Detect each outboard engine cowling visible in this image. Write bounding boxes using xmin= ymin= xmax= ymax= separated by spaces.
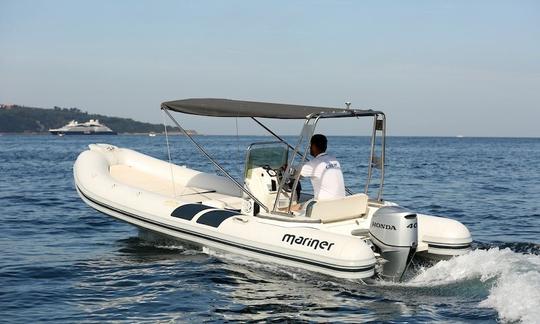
xmin=369 ymin=206 xmax=418 ymax=281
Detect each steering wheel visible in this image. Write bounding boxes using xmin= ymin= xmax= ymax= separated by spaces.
xmin=261 ymin=164 xmax=301 ymax=197
xmin=282 ymin=165 xmax=301 ymax=195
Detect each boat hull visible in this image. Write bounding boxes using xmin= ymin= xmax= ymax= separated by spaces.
xmin=74 ymin=143 xmax=472 ymax=280
xmin=76 ymin=185 xmax=375 ymax=278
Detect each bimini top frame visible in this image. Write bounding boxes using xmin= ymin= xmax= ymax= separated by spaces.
xmin=161 ymin=98 xmax=386 ymax=214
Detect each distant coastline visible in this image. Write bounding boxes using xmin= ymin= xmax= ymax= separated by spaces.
xmin=0 ymin=104 xmax=198 ymax=135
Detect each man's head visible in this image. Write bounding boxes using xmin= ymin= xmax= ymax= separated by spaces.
xmin=310 ymin=134 xmax=327 ymax=157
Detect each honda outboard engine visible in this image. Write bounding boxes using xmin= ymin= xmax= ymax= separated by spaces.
xmin=369 ymin=206 xmax=418 ymax=281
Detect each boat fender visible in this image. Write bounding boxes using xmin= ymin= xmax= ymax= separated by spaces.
xmin=369 ymin=206 xmax=418 ymax=281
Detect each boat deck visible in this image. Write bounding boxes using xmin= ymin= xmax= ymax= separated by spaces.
xmin=109 ymin=165 xmax=244 ymax=210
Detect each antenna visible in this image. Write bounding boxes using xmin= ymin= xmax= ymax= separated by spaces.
xmin=345 ymin=102 xmax=351 ymax=110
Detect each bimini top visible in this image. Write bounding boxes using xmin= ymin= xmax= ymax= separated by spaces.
xmin=161 ymin=98 xmax=381 ymax=119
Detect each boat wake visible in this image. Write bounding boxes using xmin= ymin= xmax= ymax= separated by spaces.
xmin=401 ymin=246 xmax=540 ymax=324
xmin=204 ymin=243 xmax=540 ymax=323
xmin=135 ymin=230 xmax=539 ymax=323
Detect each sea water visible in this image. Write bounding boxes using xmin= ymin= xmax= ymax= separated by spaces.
xmin=1 ymin=135 xmax=539 ymax=323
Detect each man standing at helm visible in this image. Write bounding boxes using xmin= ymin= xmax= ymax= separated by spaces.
xmin=300 ymin=134 xmax=346 ymax=201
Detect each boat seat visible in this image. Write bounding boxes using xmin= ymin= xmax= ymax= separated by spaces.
xmin=109 ymin=164 xmax=244 ymax=210
xmin=110 ymin=164 xmax=200 ymax=196
xmin=305 ymin=193 xmax=368 ymax=223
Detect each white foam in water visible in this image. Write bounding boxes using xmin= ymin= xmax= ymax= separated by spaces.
xmin=408 ymin=248 xmax=540 ymax=324
xmin=204 ymin=246 xmax=540 ymax=322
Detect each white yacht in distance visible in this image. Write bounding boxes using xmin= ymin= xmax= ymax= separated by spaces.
xmin=49 ymin=119 xmax=116 ymax=135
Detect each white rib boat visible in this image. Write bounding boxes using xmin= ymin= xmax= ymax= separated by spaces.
xmin=74 ymin=99 xmax=472 ymax=281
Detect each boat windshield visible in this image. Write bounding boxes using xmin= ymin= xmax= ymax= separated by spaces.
xmin=244 ymin=142 xmax=289 ymax=179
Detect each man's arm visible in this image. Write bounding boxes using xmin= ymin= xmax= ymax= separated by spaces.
xmin=299 ymin=161 xmax=314 ymax=178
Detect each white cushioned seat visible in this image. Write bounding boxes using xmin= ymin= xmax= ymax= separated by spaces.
xmin=306 ymin=193 xmax=369 ymax=223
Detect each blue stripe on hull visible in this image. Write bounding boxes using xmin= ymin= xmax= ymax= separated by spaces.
xmin=171 ymin=204 xmax=214 ymax=220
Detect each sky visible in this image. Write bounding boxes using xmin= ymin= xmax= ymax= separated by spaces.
xmin=1 ymin=0 xmax=539 ymax=136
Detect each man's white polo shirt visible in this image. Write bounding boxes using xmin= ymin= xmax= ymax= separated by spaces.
xmin=300 ymin=152 xmax=346 ymax=201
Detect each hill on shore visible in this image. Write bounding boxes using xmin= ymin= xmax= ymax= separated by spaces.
xmin=0 ymin=104 xmax=196 ymax=134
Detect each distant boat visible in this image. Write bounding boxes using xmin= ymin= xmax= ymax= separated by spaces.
xmin=456 ymin=135 xmax=464 ymax=138
xmin=49 ymin=119 xmax=117 ymax=135
xmin=148 ymin=132 xmax=157 ymax=137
